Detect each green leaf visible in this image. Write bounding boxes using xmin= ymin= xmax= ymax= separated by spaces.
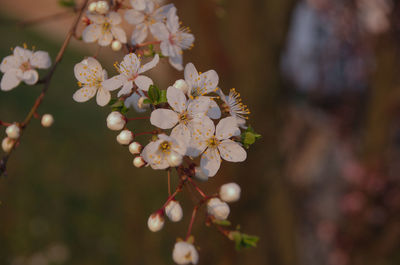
xmin=108 ymin=99 xmax=118 ymax=106
xmin=213 ymin=219 xmax=232 ymax=226
xmin=240 ymin=125 xmax=261 ymax=149
xmin=110 ymin=100 xmax=129 ymax=114
xmin=230 ymin=231 xmax=259 ymax=250
xmin=159 ymin=90 xmax=167 ymax=104
xmin=148 ymin=85 xmax=160 ymax=103
xmin=143 ymin=98 xmax=152 ymax=105
xmin=58 ymin=0 xmax=75 ymax=7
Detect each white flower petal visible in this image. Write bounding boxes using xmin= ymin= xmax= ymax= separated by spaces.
xmin=111 ymin=26 xmax=127 ymax=43
xmin=150 ymin=109 xmax=178 ymax=129
xmin=124 ymin=9 xmax=145 ymax=25
xmin=160 ymin=41 xmax=170 ymax=57
xmin=134 ymin=75 xmax=153 ymax=91
xmin=186 ymin=137 xmax=207 ymax=158
xmin=117 ymin=81 xmax=134 ymax=97
xmin=131 ymin=24 xmax=148 ymax=45
xmin=215 ymin=116 xmax=240 ymax=140
xmin=82 ymin=24 xmax=101 ymax=43
xmin=87 ymin=13 xmax=105 ymax=24
xmin=184 ymin=63 xmax=199 ymax=89
xmin=74 ymin=57 xmax=100 ymax=83
xmin=1 ymin=69 xmax=21 ymax=91
xmin=98 ymin=31 xmax=113 ymax=46
xmin=72 ymin=86 xmax=97 ymax=102
xmin=13 ymin=47 xmax=33 ymax=63
xmin=192 ymin=115 xmax=215 ymax=140
xmin=130 ymin=0 xmax=146 ymax=10
xmin=187 ymin=97 xmax=210 ymax=117
xmin=103 ymin=75 xmax=126 ymax=91
xmin=121 ymin=53 xmax=140 ymax=75
xmin=199 ymin=69 xmax=219 ymax=95
xmin=22 ymin=70 xmax=39 ymax=85
xmin=166 ymin=7 xmax=179 ymax=33
xmin=168 ymin=54 xmax=183 ymax=71
xmin=149 ymin=22 xmax=170 ymax=41
xmin=171 ymin=123 xmax=191 ymax=144
xmin=153 ymin=3 xmax=175 ymax=19
xmin=107 ymin=12 xmax=122 ymax=25
xmin=200 ymin=147 xmax=221 ymax=177
xmin=207 ymin=98 xmax=221 ymax=119
xmin=138 ymin=54 xmax=159 ymax=74
xmin=167 ymin=86 xmax=187 ymax=113
xmin=96 ymin=87 xmax=111 ymax=106
xmin=218 ymin=139 xmax=247 ymax=162
xmin=0 ymin=56 xmax=17 ymax=73
xmin=30 ymin=51 xmax=51 ymax=69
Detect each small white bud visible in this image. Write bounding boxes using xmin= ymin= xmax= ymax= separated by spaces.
xmin=207 ymin=198 xmax=230 ymax=221
xmin=173 ymin=79 xmax=189 ymax=95
xmin=117 ymin=129 xmax=134 ymax=145
xmin=219 ymin=183 xmax=241 ymax=203
xmin=138 ymin=96 xmax=150 ymax=110
xmin=172 ymin=241 xmax=199 ymax=265
xmin=5 ymin=123 xmax=20 ymax=139
xmin=106 ymin=111 xmax=126 ymax=131
xmin=111 ymin=40 xmax=122 ymax=51
xmin=133 ymin=156 xmax=146 ymax=168
xmin=88 ymin=2 xmax=97 ymax=13
xmin=2 ymin=137 xmax=14 ymax=153
xmin=165 ymin=200 xmax=183 ymax=222
xmin=129 ymin=142 xmax=142 ymax=155
xmin=167 ymin=152 xmax=183 ymax=167
xmin=194 ymin=167 xmax=208 ymax=182
xmin=41 ymin=114 xmax=54 ymax=128
xmin=147 ymin=212 xmax=165 ymax=232
xmin=95 ymin=1 xmax=109 ymax=14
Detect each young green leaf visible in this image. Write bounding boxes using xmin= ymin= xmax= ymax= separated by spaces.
xmin=213 ymin=219 xmax=232 ymax=226
xmin=240 ymin=125 xmax=261 ymax=149
xmin=148 ymin=85 xmax=160 ymax=103
xmin=159 ymin=90 xmax=167 ymax=104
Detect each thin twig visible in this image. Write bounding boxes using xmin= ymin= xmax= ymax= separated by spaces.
xmin=0 ymin=0 xmax=90 ymax=177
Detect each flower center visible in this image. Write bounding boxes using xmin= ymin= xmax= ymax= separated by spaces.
xmin=102 ymin=22 xmax=111 ymax=32
xmin=207 ymin=136 xmax=220 ymax=148
xmin=20 ymin=61 xmax=31 ymax=72
xmin=178 ymin=111 xmax=190 ymax=125
xmin=160 ymin=141 xmax=171 ymax=153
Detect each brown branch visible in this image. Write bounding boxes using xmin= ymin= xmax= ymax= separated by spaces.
xmin=0 ymin=0 xmax=90 ymax=177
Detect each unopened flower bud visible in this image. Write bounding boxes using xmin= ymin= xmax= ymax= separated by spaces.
xmin=111 ymin=40 xmax=122 ymax=51
xmin=172 ymin=241 xmax=199 ymax=265
xmin=117 ymin=129 xmax=134 ymax=145
xmin=219 ymin=183 xmax=241 ymax=203
xmin=106 ymin=111 xmax=126 ymax=131
xmin=207 ymin=198 xmax=230 ymax=221
xmin=194 ymin=167 xmax=208 ymax=182
xmin=129 ymin=142 xmax=142 ymax=155
xmin=133 ymin=156 xmax=146 ymax=168
xmin=88 ymin=2 xmax=97 ymax=13
xmin=165 ymin=200 xmax=183 ymax=222
xmin=5 ymin=123 xmax=20 ymax=139
xmin=167 ymin=152 xmax=183 ymax=167
xmin=173 ymin=79 xmax=189 ymax=95
xmin=95 ymin=1 xmax=109 ymax=14
xmin=138 ymin=96 xmax=150 ymax=110
xmin=41 ymin=114 xmax=54 ymax=128
xmin=2 ymin=137 xmax=14 ymax=153
xmin=147 ymin=212 xmax=164 ymax=232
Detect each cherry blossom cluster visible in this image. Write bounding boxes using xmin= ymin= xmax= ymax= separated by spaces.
xmin=0 ymin=0 xmax=259 ymax=263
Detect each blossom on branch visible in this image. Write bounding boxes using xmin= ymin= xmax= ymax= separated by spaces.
xmin=102 ymin=53 xmax=159 ymax=97
xmin=82 ymin=12 xmax=127 ymax=47
xmin=73 ymin=57 xmax=113 ymax=106
xmin=0 ymin=46 xmax=51 ymax=91
xmin=151 ymin=7 xmax=195 ymax=71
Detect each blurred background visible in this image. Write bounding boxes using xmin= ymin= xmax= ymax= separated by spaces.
xmin=1 ymin=0 xmax=400 ymax=264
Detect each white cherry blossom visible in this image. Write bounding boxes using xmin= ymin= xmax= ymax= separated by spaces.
xmin=187 ymin=116 xmax=246 ymax=177
xmin=150 ymin=86 xmax=212 ymax=143
xmin=82 ymin=12 xmax=127 ymax=46
xmin=218 ymin=88 xmax=250 ymax=127
xmin=150 ymin=7 xmax=194 ymax=71
xmin=184 ymin=63 xmax=221 ymax=119
xmin=73 ymin=57 xmax=113 ymax=106
xmin=124 ymin=2 xmax=174 ymax=45
xmin=124 ymin=90 xmax=148 ymax=113
xmin=102 ymin=53 xmax=159 ymax=97
xmin=141 ymin=134 xmax=187 ymax=169
xmin=0 ymin=46 xmax=51 ymax=91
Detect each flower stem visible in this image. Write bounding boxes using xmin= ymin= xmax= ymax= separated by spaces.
xmin=186 ymin=205 xmax=199 ymax=240
xmin=187 ymin=177 xmax=207 ymax=198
